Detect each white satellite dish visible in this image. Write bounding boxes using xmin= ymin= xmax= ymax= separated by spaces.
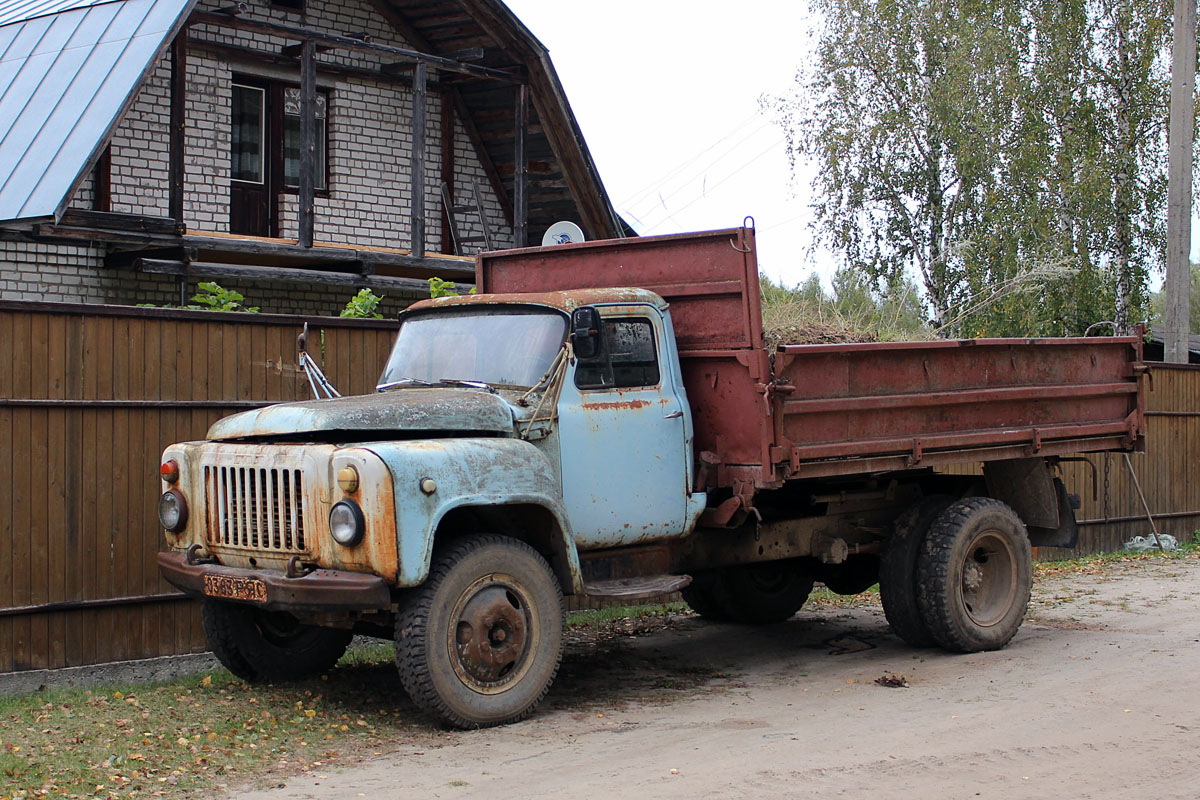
xmin=542 ymin=220 xmax=585 ymax=247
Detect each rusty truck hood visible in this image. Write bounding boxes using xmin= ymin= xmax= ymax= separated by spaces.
xmin=206 ymin=388 xmax=517 ymax=441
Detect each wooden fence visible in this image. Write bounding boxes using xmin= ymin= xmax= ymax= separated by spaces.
xmin=1 ymin=300 xmax=1197 ymax=672
xmin=1051 ymin=363 xmax=1200 ymax=556
xmin=0 ymin=302 xmax=398 ymax=672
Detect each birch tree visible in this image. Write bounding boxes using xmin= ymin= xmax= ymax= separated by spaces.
xmin=772 ymin=0 xmax=1172 ymax=336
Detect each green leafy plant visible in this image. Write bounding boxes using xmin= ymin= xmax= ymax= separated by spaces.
xmin=187 ymin=281 xmax=259 ymax=313
xmin=137 ymin=282 xmax=259 ymax=312
xmin=428 ymin=277 xmax=476 ymax=298
xmin=340 ymin=288 xmax=385 ymax=318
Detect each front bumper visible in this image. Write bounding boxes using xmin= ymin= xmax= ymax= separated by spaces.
xmin=158 ymin=552 xmax=392 ymax=613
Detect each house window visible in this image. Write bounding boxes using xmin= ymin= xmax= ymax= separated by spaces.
xmin=231 ymin=84 xmax=265 ymax=184
xmin=270 ymin=0 xmax=305 ymax=12
xmin=282 ymin=87 xmax=327 ymax=191
xmin=230 ymin=78 xmax=331 ymax=237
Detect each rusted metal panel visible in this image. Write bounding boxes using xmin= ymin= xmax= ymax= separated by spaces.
xmin=363 ymin=437 xmax=582 ymax=593
xmin=165 ymin=441 xmax=401 ymax=584
xmin=158 ymin=552 xmax=392 ymax=612
xmin=775 ymin=336 xmax=1143 ymax=481
xmin=475 ymin=227 xmax=763 ymax=352
xmin=206 ymin=386 xmax=516 ymax=441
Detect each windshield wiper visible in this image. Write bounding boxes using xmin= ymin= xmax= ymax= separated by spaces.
xmin=434 ymin=378 xmax=497 ymax=392
xmin=376 ymin=377 xmax=434 ymax=391
xmin=376 ymin=377 xmax=496 ymax=393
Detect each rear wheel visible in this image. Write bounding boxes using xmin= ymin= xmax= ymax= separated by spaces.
xmin=683 ymin=561 xmax=813 ymax=624
xmin=880 ymin=495 xmax=954 ymax=647
xmin=395 ymin=535 xmax=564 ymax=729
xmin=680 ymin=570 xmax=737 ymax=621
xmin=917 ymin=498 xmax=1032 ymax=652
xmin=201 ymin=600 xmax=352 ymax=682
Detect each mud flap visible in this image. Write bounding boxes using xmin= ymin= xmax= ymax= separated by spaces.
xmin=1025 ymin=478 xmax=1079 ymax=549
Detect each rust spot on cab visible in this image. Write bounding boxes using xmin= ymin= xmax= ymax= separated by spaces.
xmin=580 ymin=399 xmax=651 ymax=411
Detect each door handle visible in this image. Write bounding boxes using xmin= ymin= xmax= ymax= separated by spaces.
xmin=664 ymin=410 xmax=684 ymax=419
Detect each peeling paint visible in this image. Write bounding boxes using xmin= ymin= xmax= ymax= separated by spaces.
xmin=580 ymin=399 xmax=651 ymax=412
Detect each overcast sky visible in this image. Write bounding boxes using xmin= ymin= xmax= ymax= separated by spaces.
xmin=504 ymin=1 xmax=1196 ymax=292
xmin=503 ymin=0 xmax=831 ymax=289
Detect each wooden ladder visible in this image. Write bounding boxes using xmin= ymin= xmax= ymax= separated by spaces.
xmin=441 ymin=179 xmax=494 ymax=255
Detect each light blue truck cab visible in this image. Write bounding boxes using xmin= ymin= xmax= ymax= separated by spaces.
xmin=157 ymin=287 xmax=706 ymax=728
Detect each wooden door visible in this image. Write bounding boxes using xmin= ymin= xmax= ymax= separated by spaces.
xmin=230 ymin=83 xmax=271 ymax=236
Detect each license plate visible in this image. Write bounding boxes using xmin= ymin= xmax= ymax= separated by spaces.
xmin=203 ymin=574 xmax=268 ymax=603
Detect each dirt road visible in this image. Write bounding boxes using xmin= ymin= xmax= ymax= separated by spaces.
xmin=238 ymin=556 xmax=1200 ymax=800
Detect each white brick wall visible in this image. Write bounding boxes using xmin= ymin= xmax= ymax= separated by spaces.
xmin=0 ymin=239 xmax=422 ymax=315
xmin=88 ymin=0 xmax=513 ymax=253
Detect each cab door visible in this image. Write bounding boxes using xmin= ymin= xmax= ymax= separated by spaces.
xmin=556 ymin=305 xmax=691 ymax=549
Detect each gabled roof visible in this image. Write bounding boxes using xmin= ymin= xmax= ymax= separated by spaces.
xmin=0 ymin=0 xmax=628 ymax=241
xmin=0 ymin=0 xmax=196 ymax=222
xmin=382 ymin=0 xmax=631 ymax=240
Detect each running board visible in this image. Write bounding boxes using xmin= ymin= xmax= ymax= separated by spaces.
xmin=583 ymin=574 xmax=692 ymax=600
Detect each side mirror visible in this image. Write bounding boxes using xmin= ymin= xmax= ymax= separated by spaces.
xmin=571 ymin=307 xmax=602 ymax=359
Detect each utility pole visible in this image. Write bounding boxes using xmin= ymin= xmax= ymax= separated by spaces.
xmin=1165 ymin=0 xmax=1196 ymax=363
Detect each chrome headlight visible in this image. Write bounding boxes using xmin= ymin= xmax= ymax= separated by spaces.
xmin=158 ymin=489 xmax=188 ymax=533
xmin=329 ymin=499 xmax=365 ymax=546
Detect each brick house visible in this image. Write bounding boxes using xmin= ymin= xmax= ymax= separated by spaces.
xmin=0 ymin=0 xmax=628 ymax=315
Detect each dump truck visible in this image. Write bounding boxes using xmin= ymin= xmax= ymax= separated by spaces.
xmin=157 ymin=226 xmax=1145 ymax=728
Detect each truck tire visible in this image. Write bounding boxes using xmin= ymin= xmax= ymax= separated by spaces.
xmin=916 ymin=498 xmax=1032 ymax=653
xmin=680 ymin=571 xmax=737 ymax=621
xmin=880 ymin=495 xmax=954 ymax=647
xmin=683 ymin=561 xmax=813 ymax=624
xmin=201 ymin=600 xmax=352 ymax=682
xmin=395 ymin=534 xmax=564 ymax=729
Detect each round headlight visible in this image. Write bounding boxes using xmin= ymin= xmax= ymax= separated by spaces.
xmin=158 ymin=489 xmax=188 ymax=533
xmin=329 ymin=499 xmax=365 ymax=547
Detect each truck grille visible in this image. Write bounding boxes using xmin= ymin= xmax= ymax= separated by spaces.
xmin=204 ymin=466 xmax=307 ymax=553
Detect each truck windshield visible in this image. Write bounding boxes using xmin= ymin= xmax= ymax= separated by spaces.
xmin=378 ymin=308 xmax=568 ymax=389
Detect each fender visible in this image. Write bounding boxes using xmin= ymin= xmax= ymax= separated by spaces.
xmin=364 ymin=438 xmax=582 ymax=593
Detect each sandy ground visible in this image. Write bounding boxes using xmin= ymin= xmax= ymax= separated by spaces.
xmin=237 ymin=557 xmax=1200 ymax=800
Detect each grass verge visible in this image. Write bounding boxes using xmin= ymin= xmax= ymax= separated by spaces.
xmin=0 ymin=650 xmax=435 ymax=800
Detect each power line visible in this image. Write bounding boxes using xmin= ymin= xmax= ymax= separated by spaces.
xmin=622 ymin=119 xmax=776 ymax=218
xmin=618 ymin=111 xmax=772 ymax=208
xmin=637 ymin=135 xmax=786 ymax=234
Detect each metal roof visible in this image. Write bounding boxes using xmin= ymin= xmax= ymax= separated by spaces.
xmin=0 ymin=0 xmax=195 ymax=222
xmin=0 ymin=0 xmax=121 ymax=28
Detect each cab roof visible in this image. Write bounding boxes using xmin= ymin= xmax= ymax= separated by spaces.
xmin=405 ymin=288 xmax=669 ymax=316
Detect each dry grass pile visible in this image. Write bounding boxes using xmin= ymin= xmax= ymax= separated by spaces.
xmin=761 ymin=294 xmax=879 ymax=348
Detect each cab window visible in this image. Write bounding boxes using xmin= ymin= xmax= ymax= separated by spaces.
xmin=575 ymin=318 xmax=660 ymax=390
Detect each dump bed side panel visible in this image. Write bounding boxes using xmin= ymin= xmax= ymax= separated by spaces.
xmin=477 ymin=227 xmax=764 ymax=352
xmin=774 ymin=336 xmax=1144 ymax=479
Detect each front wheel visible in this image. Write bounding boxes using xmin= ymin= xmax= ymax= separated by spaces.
xmin=395 ymin=535 xmax=564 ymax=729
xmin=917 ymin=498 xmax=1032 ymax=652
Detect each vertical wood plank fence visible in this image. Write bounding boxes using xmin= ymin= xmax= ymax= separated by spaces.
xmin=1048 ymin=363 xmax=1200 ymax=557
xmin=0 ymin=302 xmax=398 ymax=673
xmin=1 ymin=301 xmax=1197 ymax=672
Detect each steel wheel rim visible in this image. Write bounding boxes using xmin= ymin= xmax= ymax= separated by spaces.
xmin=957 ymin=529 xmax=1018 ymax=627
xmin=447 ymin=573 xmax=538 ymax=695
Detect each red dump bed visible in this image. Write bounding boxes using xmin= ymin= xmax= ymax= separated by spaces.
xmin=477 ymin=228 xmax=1144 ymax=489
